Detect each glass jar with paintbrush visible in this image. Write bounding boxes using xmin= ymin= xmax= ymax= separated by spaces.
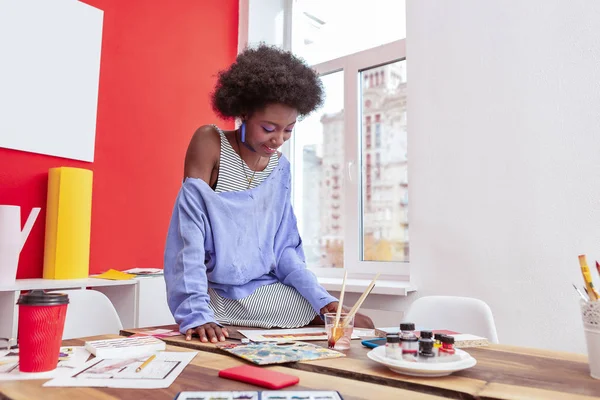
xmin=326 ymin=272 xmax=380 ymax=350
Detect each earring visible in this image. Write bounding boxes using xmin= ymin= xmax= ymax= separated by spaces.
xmin=241 ymin=122 xmax=246 ymax=143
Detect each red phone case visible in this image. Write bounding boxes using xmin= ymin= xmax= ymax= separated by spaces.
xmin=218 ymin=365 xmax=299 ymax=389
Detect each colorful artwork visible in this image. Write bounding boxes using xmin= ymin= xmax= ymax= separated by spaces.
xmin=216 ymin=342 xmax=344 ymax=365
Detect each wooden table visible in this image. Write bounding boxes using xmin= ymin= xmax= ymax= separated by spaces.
xmin=0 ymin=334 xmax=444 ymax=400
xmin=122 ymin=325 xmax=600 ymax=400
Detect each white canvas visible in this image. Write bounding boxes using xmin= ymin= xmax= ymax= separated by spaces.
xmin=0 ymin=0 xmax=103 ymax=162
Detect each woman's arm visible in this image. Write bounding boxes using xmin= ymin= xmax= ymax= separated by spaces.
xmin=272 ymin=175 xmax=338 ymax=314
xmin=164 ymin=182 xmax=216 ymax=332
xmin=272 ymin=168 xmax=374 ymax=328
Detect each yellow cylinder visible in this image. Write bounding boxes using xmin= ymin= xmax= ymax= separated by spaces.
xmin=43 ymin=167 xmax=93 ymax=279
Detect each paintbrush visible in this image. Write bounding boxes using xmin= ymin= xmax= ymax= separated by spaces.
xmin=342 ymin=273 xmax=380 ymax=327
xmin=329 ymin=273 xmax=380 ymax=347
xmin=328 ymin=271 xmax=347 ymax=349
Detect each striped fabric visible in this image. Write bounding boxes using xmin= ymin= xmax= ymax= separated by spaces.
xmin=208 ymin=126 xmax=318 ymax=328
xmin=213 ymin=125 xmax=278 ymax=193
xmin=208 ymin=283 xmax=317 ymax=328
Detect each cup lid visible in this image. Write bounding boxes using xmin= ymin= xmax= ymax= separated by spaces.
xmin=17 ymin=290 xmax=69 ymax=306
xmin=400 ymin=322 xmax=415 ymax=331
xmin=441 ymin=335 xmax=455 ymax=344
xmin=386 ymin=333 xmax=400 ymax=343
xmin=420 ymin=330 xmax=433 ymax=339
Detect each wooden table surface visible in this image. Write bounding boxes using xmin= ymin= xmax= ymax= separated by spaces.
xmin=122 ymin=325 xmax=600 ymax=400
xmin=0 ymin=334 xmax=444 ymax=400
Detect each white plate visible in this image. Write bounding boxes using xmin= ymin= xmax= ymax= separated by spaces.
xmin=367 ymin=346 xmax=477 ymax=377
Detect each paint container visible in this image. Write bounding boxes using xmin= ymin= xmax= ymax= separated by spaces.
xmin=433 ymin=333 xmax=444 ymax=356
xmin=399 ymin=322 xmax=418 ymax=359
xmin=385 ymin=333 xmax=401 ymax=360
xmin=439 ymin=335 xmax=456 ymax=357
xmin=418 ymin=330 xmax=435 ymax=359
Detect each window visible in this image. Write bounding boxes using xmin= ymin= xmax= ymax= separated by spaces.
xmin=365 ymin=116 xmax=372 ymax=149
xmin=293 ymin=71 xmax=344 ymax=268
xmin=361 ymin=61 xmax=407 ymax=262
xmin=291 ymin=0 xmax=406 ymax=65
xmin=291 ymin=0 xmax=407 ymax=277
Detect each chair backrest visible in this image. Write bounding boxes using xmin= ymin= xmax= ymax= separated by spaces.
xmin=403 ymin=296 xmax=499 ymax=343
xmin=51 ymin=289 xmax=123 ymax=339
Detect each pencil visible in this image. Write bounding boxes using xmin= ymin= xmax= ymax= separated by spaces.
xmin=135 ymin=354 xmax=156 ymax=373
xmin=578 ymin=255 xmax=599 ymax=301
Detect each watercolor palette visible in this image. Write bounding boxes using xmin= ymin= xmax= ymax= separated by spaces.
xmin=367 ymin=346 xmax=477 ymax=377
xmin=216 ymin=342 xmax=344 ymax=365
xmin=174 ymin=391 xmax=343 ymax=400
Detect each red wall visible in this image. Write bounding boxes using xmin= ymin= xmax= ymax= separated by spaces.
xmin=0 ymin=0 xmax=238 ymax=278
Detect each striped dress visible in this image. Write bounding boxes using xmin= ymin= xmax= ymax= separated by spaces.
xmin=207 ymin=126 xmax=318 ymax=328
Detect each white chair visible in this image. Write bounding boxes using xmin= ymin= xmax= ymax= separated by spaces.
xmin=51 ymin=289 xmax=123 ymax=339
xmin=403 ymin=296 xmax=499 ymax=343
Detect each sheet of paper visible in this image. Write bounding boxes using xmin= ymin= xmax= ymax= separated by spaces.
xmin=91 ymin=269 xmax=136 ymax=280
xmin=43 ymin=351 xmax=197 ymax=389
xmin=130 ymin=328 xmax=181 ymax=338
xmin=238 ymin=327 xmax=359 ymax=342
xmin=0 ymin=346 xmax=90 ymax=381
xmin=122 ymin=268 xmax=164 ymax=276
xmin=352 ymin=328 xmax=378 ymax=338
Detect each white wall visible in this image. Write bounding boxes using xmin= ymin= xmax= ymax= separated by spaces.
xmin=407 ymin=0 xmax=600 ymax=353
xmin=247 ymin=0 xmax=286 ymax=48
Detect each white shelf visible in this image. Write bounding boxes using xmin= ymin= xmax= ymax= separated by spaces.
xmin=317 ymin=277 xmax=416 ymax=296
xmin=0 ymin=276 xmax=175 ymax=341
xmin=0 ymin=278 xmax=138 ymax=292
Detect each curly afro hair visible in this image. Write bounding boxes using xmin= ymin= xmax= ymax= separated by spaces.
xmin=211 ymin=44 xmax=324 ymax=119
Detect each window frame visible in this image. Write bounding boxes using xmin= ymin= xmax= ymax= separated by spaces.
xmin=291 ymin=39 xmax=409 ymax=280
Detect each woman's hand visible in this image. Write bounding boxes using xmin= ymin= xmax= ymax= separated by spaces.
xmin=320 ymin=301 xmax=375 ymax=329
xmin=185 ymin=323 xmax=229 ymax=343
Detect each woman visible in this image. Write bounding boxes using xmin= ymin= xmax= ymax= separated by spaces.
xmin=164 ymin=44 xmax=374 ymax=343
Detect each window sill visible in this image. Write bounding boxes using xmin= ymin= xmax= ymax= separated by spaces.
xmin=316 ymin=277 xmax=416 ymax=296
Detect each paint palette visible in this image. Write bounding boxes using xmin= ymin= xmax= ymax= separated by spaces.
xmin=367 ymin=346 xmax=477 ymax=377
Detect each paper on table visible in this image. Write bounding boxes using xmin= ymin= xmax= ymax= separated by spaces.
xmin=374 ymin=327 xmax=489 ymax=347
xmin=43 ymin=351 xmax=197 ymax=389
xmin=122 ymin=268 xmax=163 ymax=276
xmin=238 ymin=327 xmax=360 ymax=342
xmin=130 ymin=328 xmax=181 ymax=338
xmin=91 ymin=269 xmax=136 ymax=280
xmin=353 ymin=328 xmax=379 ymax=338
xmin=0 ymin=346 xmax=90 ymax=381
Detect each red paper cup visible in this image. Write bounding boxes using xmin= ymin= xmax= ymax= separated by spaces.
xmin=17 ymin=290 xmax=69 ymax=372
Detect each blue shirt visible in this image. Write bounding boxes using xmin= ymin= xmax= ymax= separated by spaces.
xmin=164 ymin=155 xmax=337 ymax=332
